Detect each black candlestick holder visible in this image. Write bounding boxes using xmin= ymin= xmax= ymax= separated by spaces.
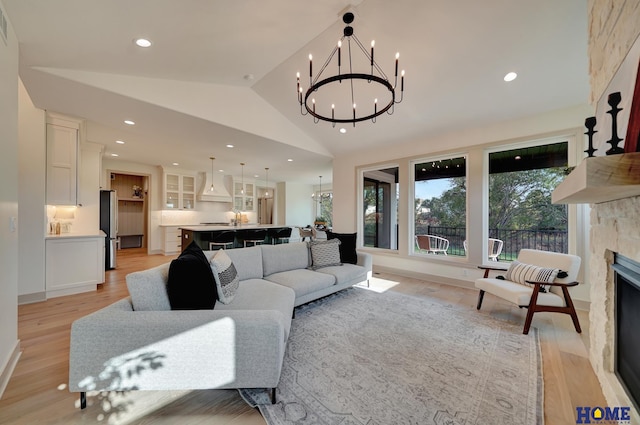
xmin=606 ymin=92 xmax=625 ymax=155
xmin=584 ymin=116 xmax=597 ymax=157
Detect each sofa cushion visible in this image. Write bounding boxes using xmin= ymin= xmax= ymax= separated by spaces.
xmin=308 ymin=239 xmax=342 ymax=270
xmin=261 ymin=242 xmax=310 ymax=276
xmin=326 ymin=231 xmax=358 ymax=264
xmin=476 ymin=277 xmax=566 ymax=307
xmin=126 ymin=262 xmax=171 ymax=311
xmin=210 ymin=249 xmax=240 ymax=304
xmin=316 ymin=263 xmax=367 ymax=285
xmin=265 ymin=269 xmax=335 ymax=299
xmin=215 ymin=279 xmax=296 ymax=340
xmin=211 ymin=246 xmax=263 ymax=281
xmin=505 ymin=260 xmax=559 ymax=289
xmin=167 ymin=242 xmax=217 ymax=310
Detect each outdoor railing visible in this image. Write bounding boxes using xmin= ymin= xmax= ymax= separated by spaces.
xmin=416 ymin=225 xmax=568 ymax=260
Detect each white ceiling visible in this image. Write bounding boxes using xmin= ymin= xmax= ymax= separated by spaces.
xmin=4 ymin=0 xmax=589 ymax=185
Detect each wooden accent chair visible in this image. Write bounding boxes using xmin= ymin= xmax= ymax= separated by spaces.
xmin=475 ymin=249 xmax=581 ymax=335
xmin=415 ymin=235 xmax=449 ymax=255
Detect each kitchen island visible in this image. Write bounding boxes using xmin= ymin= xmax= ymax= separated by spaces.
xmin=180 ymin=225 xmax=294 ymax=251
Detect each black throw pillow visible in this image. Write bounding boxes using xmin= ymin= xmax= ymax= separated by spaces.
xmin=167 ymin=241 xmax=218 ymax=310
xmin=326 ymin=231 xmax=358 ymax=264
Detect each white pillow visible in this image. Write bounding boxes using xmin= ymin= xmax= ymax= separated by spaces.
xmin=505 ymin=260 xmax=559 ymax=288
xmin=210 ymin=249 xmax=240 ymax=304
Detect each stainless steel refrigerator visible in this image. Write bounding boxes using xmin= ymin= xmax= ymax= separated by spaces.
xmin=100 ymin=190 xmax=118 ymax=270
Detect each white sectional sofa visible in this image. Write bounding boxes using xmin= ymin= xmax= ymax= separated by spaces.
xmin=69 ymin=241 xmax=372 ymax=408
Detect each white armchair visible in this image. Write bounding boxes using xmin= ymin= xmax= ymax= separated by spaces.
xmin=475 ymin=249 xmax=581 ymax=335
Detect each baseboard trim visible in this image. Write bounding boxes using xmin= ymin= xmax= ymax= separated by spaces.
xmin=373 ymin=265 xmax=591 ymax=311
xmin=0 ymin=341 xmax=21 ymax=399
xmin=18 ymin=292 xmax=46 ymax=305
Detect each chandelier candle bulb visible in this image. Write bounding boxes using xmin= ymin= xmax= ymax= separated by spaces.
xmin=395 ymin=52 xmax=399 ymax=76
xmin=309 ymin=54 xmax=313 ymax=80
xmin=338 ymin=41 xmax=342 ymax=68
xmin=371 ymin=40 xmax=375 ymax=67
xmin=401 ymin=70 xmax=405 ymax=91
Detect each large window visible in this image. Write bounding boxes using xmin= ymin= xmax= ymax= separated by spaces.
xmin=362 ymin=167 xmax=398 ymax=249
xmin=487 ymin=142 xmax=569 ymax=261
xmin=413 ymin=156 xmax=467 ymax=256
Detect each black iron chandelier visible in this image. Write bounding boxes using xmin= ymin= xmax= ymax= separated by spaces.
xmin=297 ymin=12 xmax=405 ymax=127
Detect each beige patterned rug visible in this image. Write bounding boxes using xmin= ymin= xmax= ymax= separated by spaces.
xmin=240 ymin=287 xmax=543 ymax=425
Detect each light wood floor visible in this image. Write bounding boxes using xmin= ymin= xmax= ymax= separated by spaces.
xmin=0 ymin=248 xmax=605 ymax=425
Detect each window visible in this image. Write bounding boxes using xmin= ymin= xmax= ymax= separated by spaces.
xmin=362 ymin=167 xmax=398 ymax=249
xmin=487 ymin=141 xmax=569 ymax=261
xmin=412 ymin=156 xmax=467 ymax=256
xmin=315 ymin=189 xmax=333 ymax=227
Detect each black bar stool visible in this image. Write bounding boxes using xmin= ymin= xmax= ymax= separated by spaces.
xmin=237 ymin=229 xmax=267 ymax=247
xmin=209 ymin=230 xmax=236 ymax=250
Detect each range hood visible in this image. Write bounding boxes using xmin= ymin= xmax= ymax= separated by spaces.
xmin=196 ymin=171 xmax=232 ymax=203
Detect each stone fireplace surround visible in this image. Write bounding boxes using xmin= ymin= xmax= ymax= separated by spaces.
xmin=589 ymin=195 xmax=640 ymax=421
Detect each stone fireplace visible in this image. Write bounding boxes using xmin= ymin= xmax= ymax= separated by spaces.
xmin=589 ymin=195 xmax=640 ymax=421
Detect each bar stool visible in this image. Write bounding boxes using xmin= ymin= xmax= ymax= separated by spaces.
xmin=238 ymin=229 xmax=267 ymax=247
xmin=271 ymin=227 xmax=292 ymax=244
xmin=209 ymin=230 xmax=236 ymax=250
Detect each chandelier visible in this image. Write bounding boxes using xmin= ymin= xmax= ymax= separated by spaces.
xmin=297 ymin=12 xmax=405 ymax=127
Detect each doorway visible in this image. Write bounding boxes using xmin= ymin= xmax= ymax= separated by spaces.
xmin=109 ymin=173 xmax=149 ymax=250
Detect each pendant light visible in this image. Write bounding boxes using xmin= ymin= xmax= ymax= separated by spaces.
xmin=209 ymin=157 xmax=215 ymax=192
xmin=265 ymin=167 xmax=270 ymax=198
xmin=240 ymin=162 xmax=245 ymax=194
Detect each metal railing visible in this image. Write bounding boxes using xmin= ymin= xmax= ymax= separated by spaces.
xmin=415 ymin=225 xmax=568 ymax=260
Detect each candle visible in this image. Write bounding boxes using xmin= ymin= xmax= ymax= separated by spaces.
xmin=332 ymin=104 xmax=335 ymax=120
xmin=401 ymin=70 xmax=405 ymax=91
xmin=371 ymin=40 xmax=375 ymax=67
xmin=374 ymin=98 xmax=378 ymax=115
xmin=309 ymin=54 xmax=313 ymax=78
xmin=395 ymin=52 xmax=399 ymax=77
xmin=312 ymin=98 xmax=316 ymax=113
xmin=296 ymin=72 xmax=300 ymax=94
xmin=338 ymin=41 xmax=342 ymax=68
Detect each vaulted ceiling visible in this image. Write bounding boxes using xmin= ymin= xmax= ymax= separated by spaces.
xmin=4 ymin=0 xmax=589 ymax=184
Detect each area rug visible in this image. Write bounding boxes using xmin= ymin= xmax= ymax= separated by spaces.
xmin=240 ymin=287 xmax=543 ymax=425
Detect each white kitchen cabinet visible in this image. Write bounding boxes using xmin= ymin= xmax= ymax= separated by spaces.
xmin=163 ymin=171 xmax=195 ymax=210
xmin=46 ymin=114 xmax=80 ymax=205
xmin=45 ymin=235 xmax=105 ymax=298
xmin=162 ymin=226 xmax=182 ymax=254
xmin=233 ymin=180 xmax=255 ymax=211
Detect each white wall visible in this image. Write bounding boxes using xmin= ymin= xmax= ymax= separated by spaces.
xmin=333 ymin=103 xmax=594 ymax=303
xmin=0 ymin=1 xmax=21 ymax=395
xmin=18 ymin=79 xmax=46 ymax=299
xmin=281 ymin=181 xmax=314 ymax=227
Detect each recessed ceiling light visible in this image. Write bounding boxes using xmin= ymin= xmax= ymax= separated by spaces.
xmin=226 ymin=144 xmax=234 ymax=148
xmin=504 ymin=72 xmax=517 ymax=82
xmin=515 ymin=155 xmax=522 ymax=160
xmin=124 ymin=120 xmax=135 ymax=125
xmin=218 ymin=169 xmax=224 ymax=173
xmin=135 ymin=38 xmax=152 ymax=48
xmin=111 ymin=153 xmax=119 ymax=157
xmin=116 ymin=140 xmax=125 ymax=144
xmin=339 ymin=128 xmax=347 ymax=134
xmin=172 ymin=162 xmax=179 ymax=166
xmin=254 ymin=174 xmax=259 ymax=178
xmin=287 ymin=158 xmax=293 ymax=162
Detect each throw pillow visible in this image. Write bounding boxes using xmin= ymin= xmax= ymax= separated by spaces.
xmin=308 ymin=239 xmax=342 ymax=270
xmin=210 ymin=249 xmax=240 ymax=304
xmin=505 ymin=260 xmax=559 ymax=289
xmin=326 ymin=231 xmax=358 ymax=264
xmin=167 ymin=241 xmax=217 ymax=310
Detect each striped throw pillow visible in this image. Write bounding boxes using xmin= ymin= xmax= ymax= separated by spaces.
xmin=505 ymin=260 xmax=559 ymax=289
xmin=309 ymin=239 xmax=342 ymax=270
xmin=210 ymin=249 xmax=240 ymax=304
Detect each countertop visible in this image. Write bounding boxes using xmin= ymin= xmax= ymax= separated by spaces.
xmin=46 ymin=231 xmax=106 ymax=240
xmin=179 ymin=224 xmax=291 ymax=231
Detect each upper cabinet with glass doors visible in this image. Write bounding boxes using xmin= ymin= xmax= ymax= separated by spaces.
xmin=163 ymin=169 xmax=195 ymax=209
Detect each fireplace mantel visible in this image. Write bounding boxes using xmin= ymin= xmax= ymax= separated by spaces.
xmin=552 ymin=152 xmax=640 ymax=204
